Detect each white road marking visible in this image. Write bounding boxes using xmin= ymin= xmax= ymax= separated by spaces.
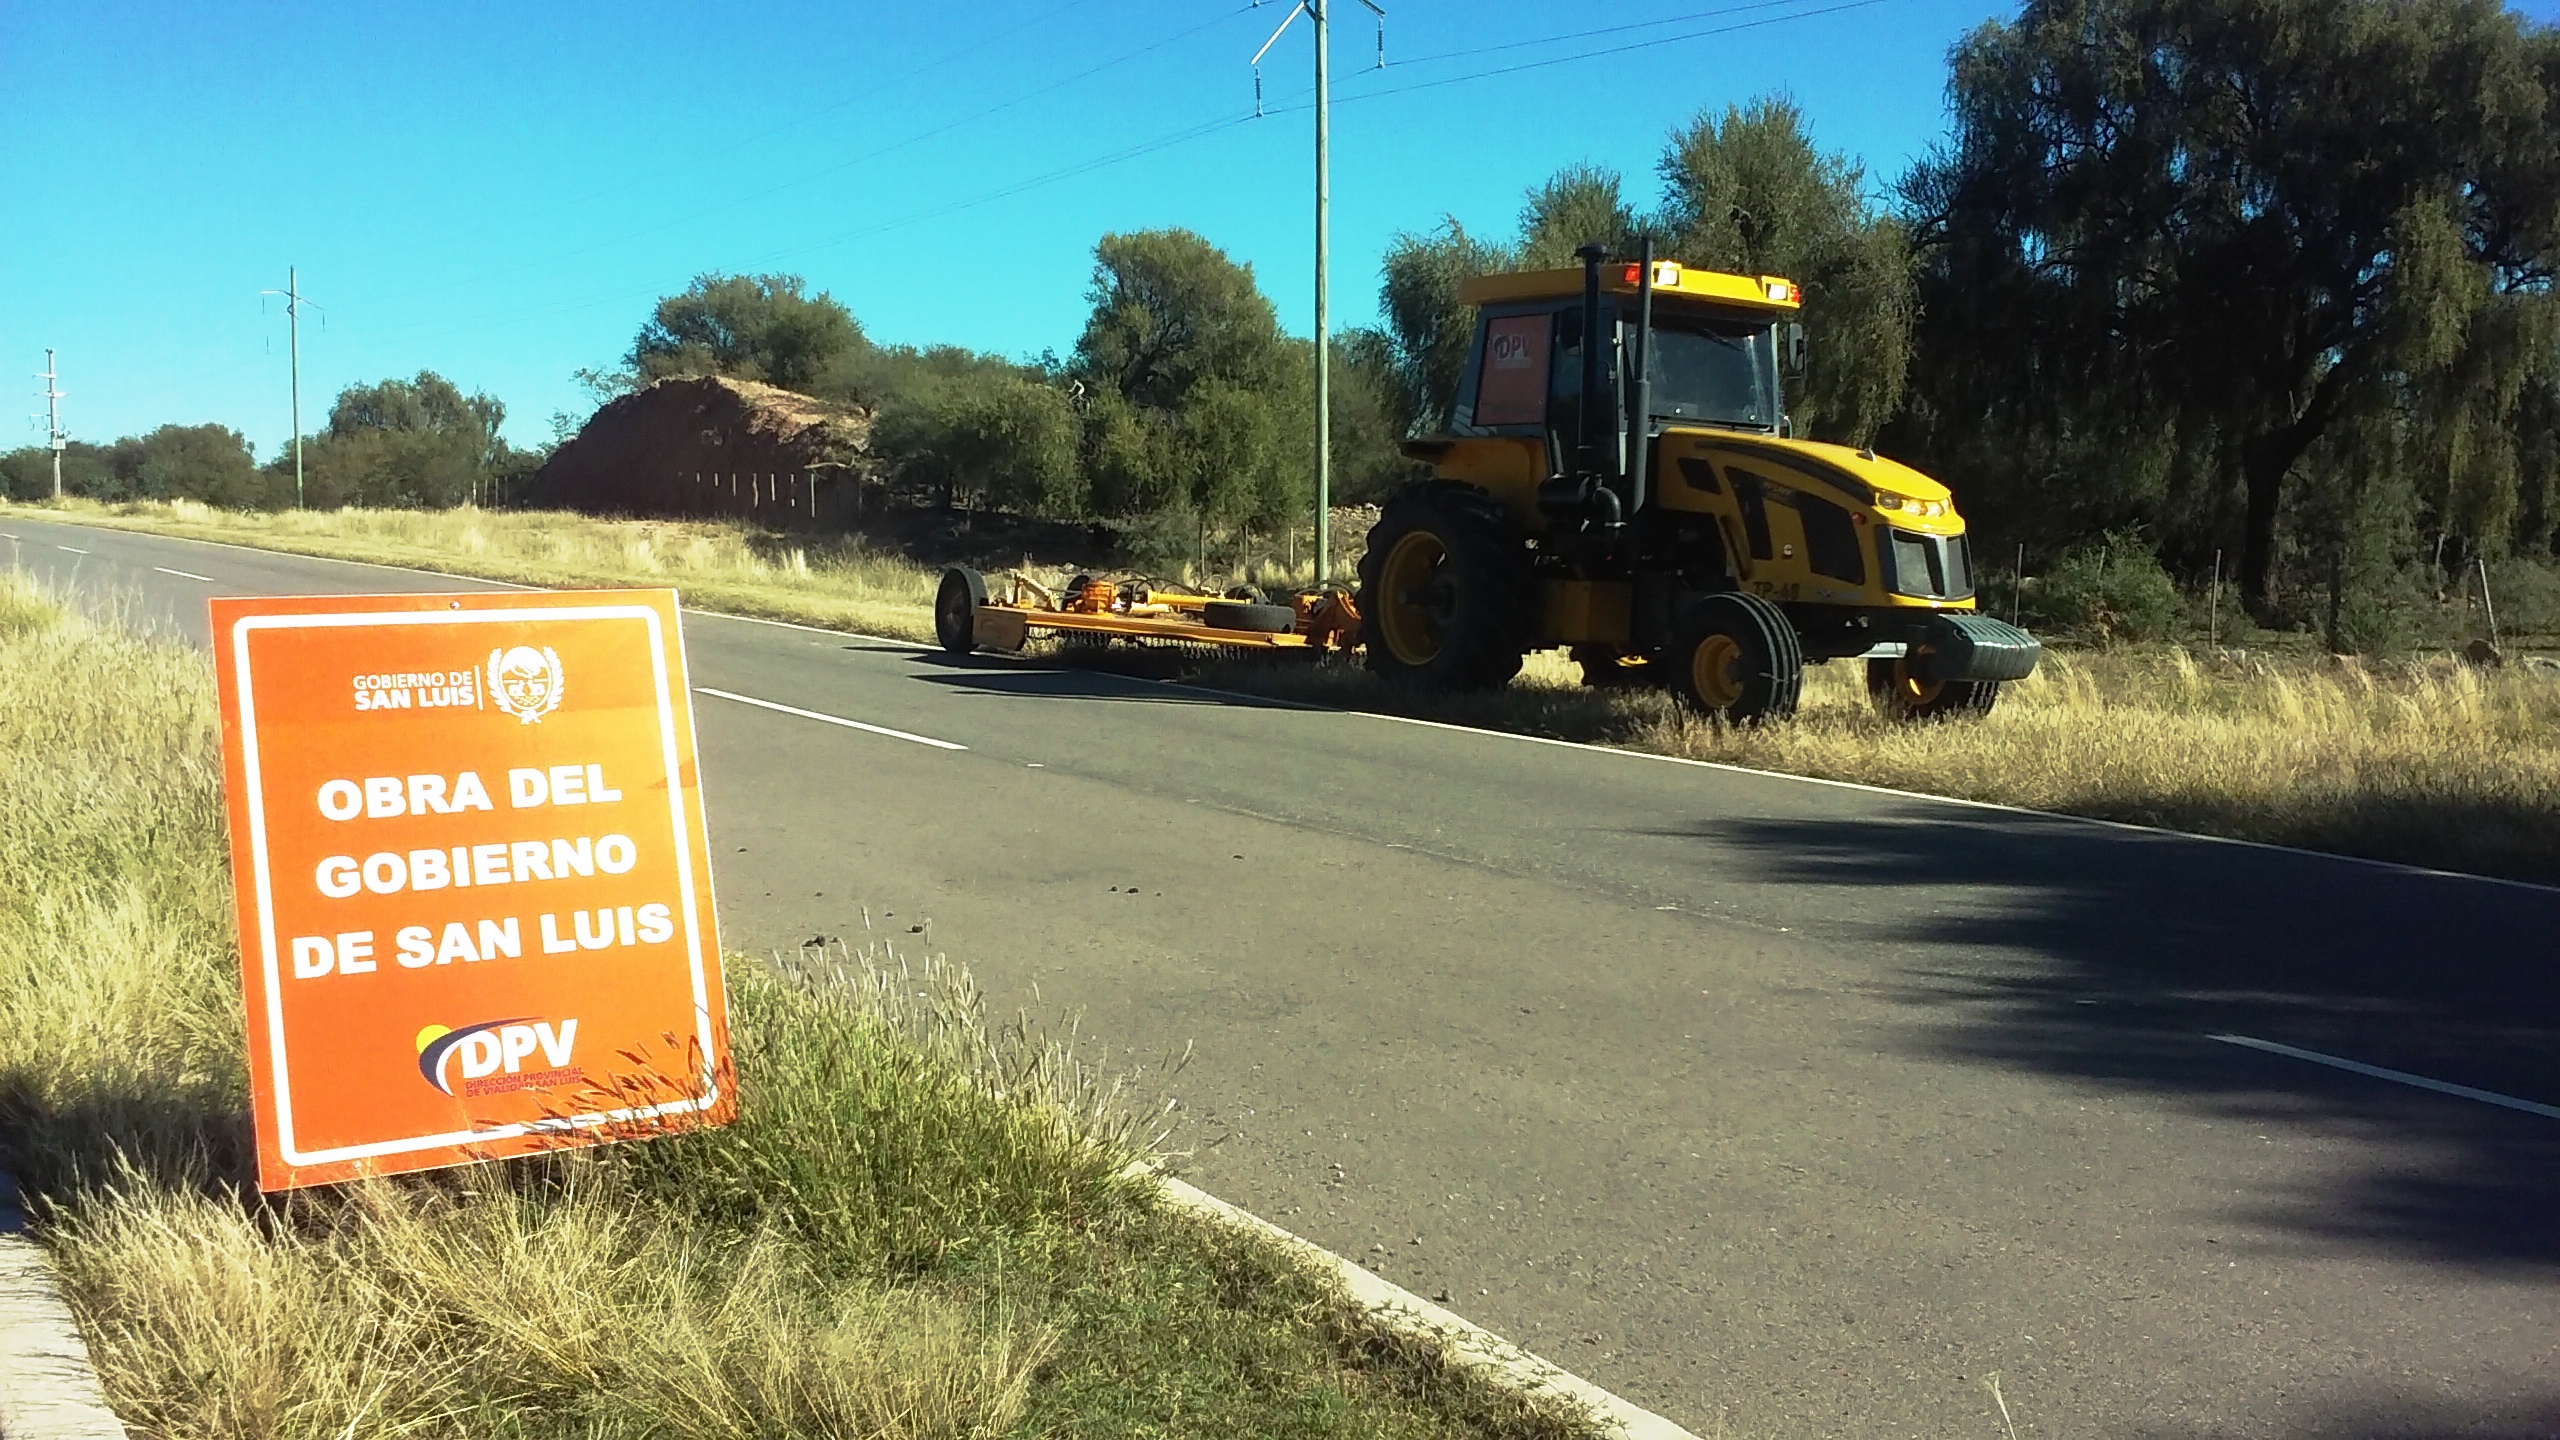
xmin=2209 ymin=1033 xmax=2560 ymax=1120
xmin=683 ymin=607 xmax=920 ymax=649
xmin=695 ymin=687 xmax=967 ymax=751
xmin=1199 ymin=691 xmax=2560 ymax=897
xmin=153 ymin=566 xmax=218 ymax=582
xmin=0 ymin=519 xmax=539 ymax=589
xmin=54 ymin=545 xmax=87 ymax=554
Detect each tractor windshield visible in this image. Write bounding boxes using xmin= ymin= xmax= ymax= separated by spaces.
xmin=1640 ymin=315 xmax=1777 ymax=431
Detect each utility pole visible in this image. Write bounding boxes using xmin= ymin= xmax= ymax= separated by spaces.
xmin=263 ymin=268 xmax=315 ymax=508
xmin=1254 ymin=0 xmax=1383 ymax=586
xmin=35 ymin=349 xmax=66 ymax=500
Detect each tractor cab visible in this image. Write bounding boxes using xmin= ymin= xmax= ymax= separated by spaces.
xmin=1366 ymin=244 xmax=2040 ymax=722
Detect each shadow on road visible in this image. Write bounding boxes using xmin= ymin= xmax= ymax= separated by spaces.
xmin=1652 ymin=806 xmax=2560 ymax=1273
xmin=901 ymin=650 xmax=1308 ymax=708
xmin=2139 ymin=1392 xmax=2560 ymax=1440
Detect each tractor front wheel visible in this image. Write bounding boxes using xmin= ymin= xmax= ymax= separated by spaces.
xmin=1866 ymin=655 xmax=2000 ymax=719
xmin=1357 ymin=484 xmax=1532 ymax=691
xmin=1672 ymin=593 xmax=1803 ymax=723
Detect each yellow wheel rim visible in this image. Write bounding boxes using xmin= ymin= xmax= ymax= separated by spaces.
xmin=1892 ymin=651 xmax=1945 ymax=708
xmin=1691 ymin=633 xmax=1746 ymax=709
xmin=1375 ymin=531 xmax=1450 ymax=665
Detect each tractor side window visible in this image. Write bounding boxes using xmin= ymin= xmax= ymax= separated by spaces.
xmin=1549 ymin=307 xmax=1585 ymax=451
xmin=1473 ymin=312 xmax=1552 ymax=427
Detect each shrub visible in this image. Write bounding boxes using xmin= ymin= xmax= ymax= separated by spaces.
xmin=2024 ymin=534 xmax=2183 ymax=642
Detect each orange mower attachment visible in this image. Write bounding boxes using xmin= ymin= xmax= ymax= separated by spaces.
xmin=934 ymin=566 xmax=1361 ymax=657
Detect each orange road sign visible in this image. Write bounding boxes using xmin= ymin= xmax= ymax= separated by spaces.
xmin=211 ymin=589 xmax=730 ymax=1191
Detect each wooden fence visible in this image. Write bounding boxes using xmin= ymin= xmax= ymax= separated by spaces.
xmin=672 ymin=468 xmax=868 ymax=526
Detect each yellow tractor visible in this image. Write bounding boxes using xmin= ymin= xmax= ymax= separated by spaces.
xmin=1359 ymin=244 xmax=2040 ymax=721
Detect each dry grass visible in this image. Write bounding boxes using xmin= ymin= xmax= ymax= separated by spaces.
xmin=1212 ymin=645 xmax=2560 ymax=886
xmin=41 ymin=497 xmax=945 ymax=642
xmin=0 ymin=573 xmax=1598 ymax=1440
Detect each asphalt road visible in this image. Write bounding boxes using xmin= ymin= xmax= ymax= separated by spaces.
xmin=8 ymin=513 xmax=2557 ymax=1440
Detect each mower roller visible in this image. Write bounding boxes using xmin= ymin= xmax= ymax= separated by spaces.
xmin=934 ymin=567 xmax=1362 ymax=657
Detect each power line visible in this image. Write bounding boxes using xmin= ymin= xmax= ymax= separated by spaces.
xmin=1356 ymin=0 xmax=1822 ymax=70
xmin=341 ymin=4 xmax=1262 ymax=313
xmin=132 ymin=0 xmax=1906 ymax=396
xmin=334 ymin=110 xmax=1260 ymax=352
xmin=348 ymin=0 xmax=1109 ymax=273
xmin=1298 ymin=0 xmax=1902 ymax=110
xmin=347 ymin=0 xmax=1893 ymax=353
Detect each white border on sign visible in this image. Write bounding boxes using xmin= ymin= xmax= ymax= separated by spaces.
xmin=230 ymin=604 xmax=720 ymax=1168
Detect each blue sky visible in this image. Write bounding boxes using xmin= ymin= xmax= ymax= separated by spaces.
xmin=6 ymin=0 xmax=2557 ymax=459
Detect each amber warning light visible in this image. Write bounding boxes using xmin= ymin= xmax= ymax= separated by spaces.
xmin=211 ymin=588 xmax=732 ymax=1191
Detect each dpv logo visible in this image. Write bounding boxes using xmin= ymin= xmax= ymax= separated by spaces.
xmin=416 ymin=1017 xmax=581 ymax=1097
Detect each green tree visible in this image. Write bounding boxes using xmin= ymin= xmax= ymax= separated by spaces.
xmin=1902 ymin=0 xmax=2560 ymax=610
xmin=876 ymin=374 xmax=1081 ymax=515
xmin=294 ymin=372 xmax=511 ymax=508
xmin=125 ymin=425 xmax=266 ymax=507
xmin=1 ymin=443 xmax=113 ymax=502
xmin=1069 ymin=229 xmax=1306 ymax=525
xmin=1657 ymin=98 xmax=1915 ymax=444
xmin=1371 ymin=100 xmax=1913 ymax=447
xmin=1330 ymin=329 xmax=1423 ymax=504
xmin=1373 ymin=219 xmax=1513 ymax=436
xmin=1516 ymin=164 xmax=1641 ymax=269
xmin=1175 ymin=380 xmax=1282 ymax=531
xmin=2 ymin=429 xmax=266 ymax=506
xmin=1079 ymin=389 xmax=1179 ymax=518
xmin=629 ymin=273 xmax=868 ymax=391
xmin=1073 ymin=230 xmax=1290 ymax=413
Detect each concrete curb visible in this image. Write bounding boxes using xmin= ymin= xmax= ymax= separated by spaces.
xmin=0 ymin=1175 xmax=127 ymax=1440
xmin=1138 ymin=1167 xmax=1701 ymax=1440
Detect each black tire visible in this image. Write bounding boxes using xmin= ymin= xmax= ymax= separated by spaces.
xmin=1356 ymin=483 xmax=1533 ymax=691
xmin=1202 ymin=599 xmax=1296 ymax=634
xmin=1571 ymin=644 xmax=1658 ymax=689
xmin=1866 ymin=656 xmax=2001 ymax=719
xmin=1672 ymin=592 xmax=1803 ymax=722
xmin=935 ymin=566 xmax=988 ymax=654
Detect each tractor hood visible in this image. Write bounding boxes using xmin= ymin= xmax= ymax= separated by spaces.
xmin=1667 ymin=431 xmax=1962 ymax=526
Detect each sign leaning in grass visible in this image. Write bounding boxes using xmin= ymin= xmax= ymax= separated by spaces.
xmin=211 ymin=589 xmax=731 ymax=1191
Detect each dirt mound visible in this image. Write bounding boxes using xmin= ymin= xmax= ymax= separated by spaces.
xmin=530 ymin=376 xmax=873 ymax=521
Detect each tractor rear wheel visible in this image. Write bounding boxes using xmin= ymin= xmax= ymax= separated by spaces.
xmin=1672 ymin=593 xmax=1802 ymax=723
xmin=1866 ymin=656 xmax=2000 ymax=719
xmin=935 ymin=566 xmax=988 ymax=654
xmin=1357 ymin=484 xmax=1532 ymax=691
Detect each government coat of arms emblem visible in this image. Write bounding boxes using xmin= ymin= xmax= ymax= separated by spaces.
xmin=488 ymin=645 xmax=565 ymax=723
